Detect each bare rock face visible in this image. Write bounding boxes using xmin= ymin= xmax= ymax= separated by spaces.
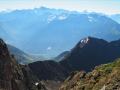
xmin=0 ymin=38 xmax=38 ymax=90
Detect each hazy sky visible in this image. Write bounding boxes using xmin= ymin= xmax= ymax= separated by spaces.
xmin=0 ymin=0 xmax=120 ymax=14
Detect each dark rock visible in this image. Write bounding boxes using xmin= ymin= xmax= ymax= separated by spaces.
xmin=29 ymin=60 xmax=69 ymax=81
xmin=0 ymin=38 xmax=39 ymax=90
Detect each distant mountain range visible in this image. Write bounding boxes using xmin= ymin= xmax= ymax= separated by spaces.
xmin=109 ymin=14 xmax=120 ymax=24
xmin=0 ymin=7 xmax=120 ymax=58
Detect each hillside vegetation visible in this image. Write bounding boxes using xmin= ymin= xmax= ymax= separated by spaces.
xmin=60 ymin=58 xmax=120 ymax=90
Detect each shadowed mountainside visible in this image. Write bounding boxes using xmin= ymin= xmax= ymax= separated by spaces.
xmin=60 ymin=37 xmax=120 ymax=72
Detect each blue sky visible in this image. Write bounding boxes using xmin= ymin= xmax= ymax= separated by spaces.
xmin=0 ymin=0 xmax=120 ymax=14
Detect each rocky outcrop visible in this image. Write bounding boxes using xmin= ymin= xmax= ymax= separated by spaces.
xmin=60 ymin=58 xmax=120 ymax=90
xmin=0 ymin=38 xmax=39 ymax=90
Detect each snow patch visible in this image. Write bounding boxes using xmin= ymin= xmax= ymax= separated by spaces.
xmin=47 ymin=15 xmax=56 ymax=23
xmin=58 ymin=15 xmax=67 ymax=20
xmin=47 ymin=46 xmax=52 ymax=50
xmin=35 ymin=82 xmax=39 ymax=86
xmin=81 ymin=38 xmax=89 ymax=44
xmin=88 ymin=16 xmax=95 ymax=22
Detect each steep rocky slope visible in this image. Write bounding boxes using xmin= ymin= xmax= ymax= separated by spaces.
xmin=0 ymin=38 xmax=38 ymax=90
xmin=60 ymin=58 xmax=120 ymax=90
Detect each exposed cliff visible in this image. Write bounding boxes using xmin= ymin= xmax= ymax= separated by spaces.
xmin=0 ymin=38 xmax=38 ymax=90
